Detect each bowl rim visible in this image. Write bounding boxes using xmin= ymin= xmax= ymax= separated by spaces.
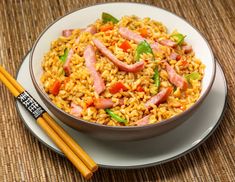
xmin=29 ymin=2 xmax=216 ymax=130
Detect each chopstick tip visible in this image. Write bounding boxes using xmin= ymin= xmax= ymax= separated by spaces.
xmin=91 ymin=165 xmax=98 ymax=172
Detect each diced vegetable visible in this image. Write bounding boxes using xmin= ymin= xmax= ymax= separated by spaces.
xmin=134 ymin=40 xmax=154 ymax=61
xmin=109 ymin=82 xmax=128 ymax=94
xmin=100 ymin=24 xmax=114 ymax=32
xmin=105 ymin=109 xmax=127 ymax=123
xmin=176 ymin=55 xmax=181 ymax=61
xmin=139 ymin=28 xmax=148 ymax=38
xmin=153 ymin=68 xmax=160 ymax=90
xmin=102 ymin=12 xmax=119 ymax=24
xmin=49 ymin=80 xmax=61 ymax=96
xmin=59 ymin=48 xmax=69 ymax=63
xmin=119 ymin=40 xmax=131 ymax=52
xmin=185 ymin=72 xmax=200 ymax=82
xmin=170 ymin=33 xmax=185 ymax=45
xmin=136 ymin=85 xmax=144 ymax=92
xmin=85 ymin=97 xmax=94 ymax=108
xmin=181 ymin=60 xmax=188 ymax=66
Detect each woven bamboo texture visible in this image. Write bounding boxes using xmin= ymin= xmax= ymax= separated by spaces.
xmin=0 ymin=0 xmax=234 ymax=181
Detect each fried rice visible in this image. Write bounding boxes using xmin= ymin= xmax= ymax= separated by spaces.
xmin=40 ymin=15 xmax=205 ymax=126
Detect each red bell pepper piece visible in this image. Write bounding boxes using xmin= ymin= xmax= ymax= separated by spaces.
xmin=119 ymin=40 xmax=131 ymax=52
xmin=109 ymin=82 xmax=128 ymax=94
xmin=49 ymin=80 xmax=61 ymax=96
xmin=136 ymin=85 xmax=144 ymax=92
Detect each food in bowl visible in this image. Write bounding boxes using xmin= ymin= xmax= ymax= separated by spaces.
xmin=40 ymin=13 xmax=205 ymax=127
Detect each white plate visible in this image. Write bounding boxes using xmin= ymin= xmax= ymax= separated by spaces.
xmin=16 ymin=52 xmax=227 ymax=168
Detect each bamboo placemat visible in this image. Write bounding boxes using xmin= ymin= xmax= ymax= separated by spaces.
xmin=0 ymin=0 xmax=234 ymax=181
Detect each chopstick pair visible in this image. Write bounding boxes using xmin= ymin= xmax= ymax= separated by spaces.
xmin=0 ymin=65 xmax=98 ymax=179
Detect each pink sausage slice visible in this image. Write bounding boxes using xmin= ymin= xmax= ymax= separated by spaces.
xmin=62 ymin=26 xmax=98 ymax=75
xmin=159 ymin=39 xmax=177 ymax=48
xmin=92 ymin=39 xmax=145 ymax=72
xmin=84 ymin=25 xmax=97 ymax=34
xmin=94 ymin=98 xmax=125 ymax=109
xmin=145 ymin=87 xmax=173 ymax=109
xmin=62 ymin=29 xmax=74 ymax=37
xmin=75 ymin=25 xmax=97 ymax=43
xmin=62 ymin=25 xmax=97 ymax=41
xmin=119 ymin=27 xmax=172 ymax=54
xmin=165 ymin=63 xmax=188 ymax=90
xmin=136 ymin=115 xmax=150 ymax=126
xmin=182 ymin=45 xmax=192 ymax=54
xmin=151 ymin=42 xmax=162 ymax=53
xmin=70 ymin=103 xmax=83 ymax=118
xmin=119 ymin=27 xmax=145 ymax=44
xmin=169 ymin=52 xmax=181 ymax=61
xmin=94 ymin=98 xmax=114 ymax=109
xmin=84 ymin=45 xmax=105 ymax=95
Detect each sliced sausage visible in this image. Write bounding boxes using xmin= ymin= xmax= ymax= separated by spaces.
xmin=84 ymin=45 xmax=105 ymax=94
xmin=165 ymin=63 xmax=188 ymax=90
xmin=119 ymin=27 xmax=145 ymax=44
xmin=70 ymin=103 xmax=83 ymax=118
xmin=145 ymin=87 xmax=172 ymax=109
xmin=92 ymin=39 xmax=145 ymax=72
xmin=62 ymin=29 xmax=74 ymax=37
xmin=136 ymin=115 xmax=150 ymax=126
xmin=159 ymin=39 xmax=177 ymax=48
xmin=94 ymin=98 xmax=114 ymax=109
xmin=182 ymin=45 xmax=192 ymax=54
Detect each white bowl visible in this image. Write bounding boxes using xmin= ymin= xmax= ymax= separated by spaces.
xmin=30 ymin=2 xmax=215 ymax=140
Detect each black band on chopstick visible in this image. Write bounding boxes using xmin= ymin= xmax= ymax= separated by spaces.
xmin=17 ymin=91 xmax=46 ymax=119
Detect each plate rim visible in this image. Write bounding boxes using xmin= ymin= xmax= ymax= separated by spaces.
xmin=15 ymin=51 xmax=228 ymax=169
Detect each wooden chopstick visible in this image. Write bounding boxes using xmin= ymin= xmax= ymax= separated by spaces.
xmin=0 ymin=66 xmax=25 ymax=92
xmin=0 ymin=72 xmax=20 ymax=96
xmin=37 ymin=117 xmax=92 ymax=179
xmin=0 ymin=65 xmax=98 ymax=173
xmin=0 ymin=66 xmax=98 ymax=179
xmin=0 ymin=70 xmax=92 ymax=179
xmin=42 ymin=112 xmax=98 ymax=172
